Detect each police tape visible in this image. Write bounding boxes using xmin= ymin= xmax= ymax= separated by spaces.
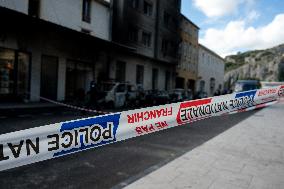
xmin=0 ymin=85 xmax=284 ymax=171
xmin=37 ymin=96 xmax=111 ymax=114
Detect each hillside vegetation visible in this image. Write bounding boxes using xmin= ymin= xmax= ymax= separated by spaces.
xmin=224 ymin=43 xmax=284 ymax=88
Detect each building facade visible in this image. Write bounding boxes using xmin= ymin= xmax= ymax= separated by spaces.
xmin=111 ymin=0 xmax=181 ymax=90
xmin=197 ymin=44 xmax=225 ymax=96
xmin=0 ymin=0 xmax=182 ymax=104
xmin=176 ymin=14 xmax=199 ymax=92
xmin=0 ymin=0 xmax=111 ymax=40
xmin=0 ymin=0 xmax=124 ymax=102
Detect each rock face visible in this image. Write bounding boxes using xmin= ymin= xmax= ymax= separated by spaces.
xmin=224 ymin=44 xmax=284 ymax=89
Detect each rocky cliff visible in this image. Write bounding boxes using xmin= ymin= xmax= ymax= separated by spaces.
xmin=224 ymin=44 xmax=284 ymax=89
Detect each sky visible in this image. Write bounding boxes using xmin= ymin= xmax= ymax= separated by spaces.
xmin=181 ymin=0 xmax=284 ymax=57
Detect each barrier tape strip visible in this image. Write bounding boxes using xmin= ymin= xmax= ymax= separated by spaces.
xmin=27 ymin=92 xmax=111 ymax=114
xmin=0 ymin=85 xmax=283 ymax=171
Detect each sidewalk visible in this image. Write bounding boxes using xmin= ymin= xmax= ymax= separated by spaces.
xmin=124 ymin=101 xmax=284 ymax=189
xmin=0 ymin=102 xmax=58 ymax=110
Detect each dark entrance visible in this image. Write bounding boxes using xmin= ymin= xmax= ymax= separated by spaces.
xmin=187 ymin=79 xmax=196 ymax=93
xmin=175 ymin=77 xmax=185 ymax=89
xmin=40 ymin=55 xmax=58 ymax=100
xmin=65 ymin=60 xmax=93 ymax=101
xmin=115 ymin=61 xmax=126 ymax=82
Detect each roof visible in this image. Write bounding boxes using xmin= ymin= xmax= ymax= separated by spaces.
xmin=181 ymin=14 xmax=200 ymax=29
xmin=199 ymin=44 xmax=224 ymax=62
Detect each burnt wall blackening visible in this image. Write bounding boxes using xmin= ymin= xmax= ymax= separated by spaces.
xmin=112 ymin=0 xmax=181 ymax=64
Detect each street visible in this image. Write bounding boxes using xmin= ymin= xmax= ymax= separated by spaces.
xmin=0 ymin=108 xmax=257 ymax=189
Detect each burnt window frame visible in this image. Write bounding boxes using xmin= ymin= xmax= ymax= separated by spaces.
xmin=136 ymin=65 xmax=144 ymax=85
xmin=163 ymin=11 xmax=170 ymax=28
xmin=28 ymin=0 xmax=40 ymax=17
xmin=129 ymin=0 xmax=139 ymax=9
xmin=128 ymin=26 xmax=139 ymax=42
xmin=82 ymin=0 xmax=91 ymax=23
xmin=143 ymin=1 xmax=153 ymax=16
xmin=141 ymin=31 xmax=152 ymax=47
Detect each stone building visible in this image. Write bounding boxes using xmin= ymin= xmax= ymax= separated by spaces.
xmin=0 ymin=0 xmax=182 ymax=105
xmin=111 ymin=0 xmax=181 ymax=90
xmin=197 ymin=44 xmax=225 ymax=96
xmin=176 ymin=14 xmax=199 ymax=92
xmin=0 ymin=0 xmax=130 ymax=102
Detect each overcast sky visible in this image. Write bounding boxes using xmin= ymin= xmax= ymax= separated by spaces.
xmin=181 ymin=0 xmax=284 ymax=57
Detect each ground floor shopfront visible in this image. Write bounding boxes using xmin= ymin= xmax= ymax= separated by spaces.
xmin=0 ymin=10 xmax=176 ymax=103
xmin=175 ymin=69 xmax=197 ymax=93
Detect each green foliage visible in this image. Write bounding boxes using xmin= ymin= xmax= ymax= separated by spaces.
xmin=225 ymin=62 xmax=245 ymax=72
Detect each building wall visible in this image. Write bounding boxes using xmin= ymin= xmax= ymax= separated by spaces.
xmin=0 ymin=29 xmax=103 ymax=102
xmin=0 ymin=0 xmax=111 ymax=40
xmin=40 ymin=0 xmax=111 ymax=40
xmin=155 ymin=0 xmax=181 ymax=64
xmin=176 ymin=15 xmax=199 ymax=90
xmin=0 ymin=0 xmax=28 ymax=14
xmin=197 ymin=45 xmax=225 ymax=96
xmin=112 ymin=0 xmax=181 ymax=63
xmin=109 ymin=53 xmax=175 ymax=90
xmin=112 ymin=0 xmax=157 ymax=58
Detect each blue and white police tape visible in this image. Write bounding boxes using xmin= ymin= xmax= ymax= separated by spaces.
xmin=0 ymin=85 xmax=283 ymax=171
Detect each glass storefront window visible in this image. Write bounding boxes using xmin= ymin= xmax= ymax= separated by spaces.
xmin=0 ymin=47 xmax=30 ymax=102
xmin=0 ymin=48 xmax=15 ymax=96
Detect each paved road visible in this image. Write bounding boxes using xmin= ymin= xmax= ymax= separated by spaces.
xmin=0 ymin=108 xmax=257 ymax=189
xmin=125 ymin=102 xmax=284 ymax=189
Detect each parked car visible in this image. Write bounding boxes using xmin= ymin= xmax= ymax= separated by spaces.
xmin=144 ymin=90 xmax=170 ymax=106
xmin=98 ymin=82 xmax=137 ymax=108
xmin=194 ymin=91 xmax=208 ymax=99
xmin=170 ymin=88 xmax=193 ymax=102
xmin=234 ymin=80 xmax=261 ymax=92
xmin=155 ymin=90 xmax=171 ymax=105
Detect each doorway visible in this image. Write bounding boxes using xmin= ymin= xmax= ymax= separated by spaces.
xmin=40 ymin=55 xmax=58 ymax=100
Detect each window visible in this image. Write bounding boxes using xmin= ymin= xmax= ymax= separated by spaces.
xmin=199 ymin=80 xmax=205 ymax=92
xmin=28 ymin=0 xmax=40 ymax=17
xmin=152 ymin=68 xmax=158 ymax=90
xmin=210 ymin=78 xmax=216 ymax=94
xmin=143 ymin=1 xmax=153 ymax=16
xmin=130 ymin=0 xmax=139 ymax=9
xmin=136 ymin=65 xmax=144 ymax=85
xmin=116 ymin=61 xmax=126 ymax=82
xmin=128 ymin=26 xmax=139 ymax=42
xmin=163 ymin=12 xmax=170 ymax=27
xmin=142 ymin=31 xmax=151 ymax=47
xmin=0 ymin=48 xmax=30 ymax=102
xmin=165 ymin=71 xmax=170 ymax=90
xmin=82 ymin=0 xmax=91 ymax=23
xmin=162 ymin=39 xmax=169 ymax=55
